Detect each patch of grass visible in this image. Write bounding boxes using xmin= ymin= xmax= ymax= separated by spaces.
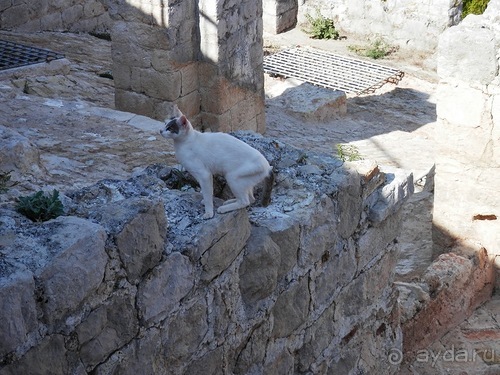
xmin=16 ymin=190 xmax=64 ymax=222
xmin=348 ymin=39 xmax=397 ymax=60
xmin=336 ymin=144 xmax=363 ymax=162
xmin=462 ymin=0 xmax=490 ymax=18
xmin=0 ymin=170 xmax=17 ymax=193
xmin=303 ymin=9 xmax=340 ymax=40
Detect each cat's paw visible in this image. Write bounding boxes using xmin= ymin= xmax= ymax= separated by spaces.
xmin=202 ymin=211 xmax=214 ymax=219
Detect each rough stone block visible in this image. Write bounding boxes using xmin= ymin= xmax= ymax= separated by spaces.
xmin=131 ymin=68 xmax=181 ymax=101
xmin=83 ymin=0 xmax=106 ymax=18
xmin=201 ymin=78 xmax=247 ymax=115
xmin=137 ymin=252 xmax=194 ymax=325
xmin=267 ymin=79 xmax=347 ymax=121
xmin=99 ymin=199 xmax=166 ymax=284
xmin=176 ymin=90 xmax=201 ymax=120
xmin=200 ymin=209 xmax=251 ymax=282
xmin=272 ymin=277 xmax=310 ymax=338
xmin=493 ymin=94 xmax=500 ymax=165
xmin=357 ymin=210 xmax=401 ymax=272
xmin=114 ymin=199 xmax=167 ymax=283
xmin=0 ymin=270 xmax=37 ymax=357
xmin=239 ymin=227 xmax=281 ymax=306
xmin=40 ymin=12 xmax=63 ymax=30
xmin=296 ymin=302 xmax=336 ymax=373
xmin=92 ymin=328 xmax=163 ymax=375
xmin=313 ymin=239 xmax=356 ymax=308
xmin=1 ymin=334 xmax=70 ymax=374
xmin=0 ymin=126 xmax=42 ymax=180
xmin=79 ymin=292 xmax=139 ymax=369
xmin=233 ymin=320 xmax=271 ymax=374
xmin=299 ymin=196 xmax=338 ymax=266
xmin=254 ymin=215 xmax=300 ymax=279
xmin=329 ymin=169 xmax=362 ymax=238
xmin=37 ymin=217 xmax=108 ymax=325
xmin=180 ymin=63 xmax=199 ymax=96
xmin=437 ymin=20 xmax=498 ymax=84
xmin=61 ymin=5 xmax=84 ymax=26
xmin=162 ymin=300 xmax=208 ymax=366
xmin=1 ymin=5 xmax=29 ymax=29
xmin=115 ymin=89 xmax=155 ymax=117
xmin=402 ymin=245 xmax=494 ymax=358
xmin=436 ymin=82 xmax=488 ymax=128
xmin=368 ymin=167 xmax=413 ymax=224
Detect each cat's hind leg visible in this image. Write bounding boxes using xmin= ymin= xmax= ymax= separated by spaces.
xmin=217 ymin=177 xmax=253 ymax=214
xmin=220 ymin=188 xmax=254 ymax=207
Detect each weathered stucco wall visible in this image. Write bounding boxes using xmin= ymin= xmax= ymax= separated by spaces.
xmin=0 ymin=134 xmax=413 ymax=374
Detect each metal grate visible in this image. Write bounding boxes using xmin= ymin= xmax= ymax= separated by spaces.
xmin=0 ymin=40 xmax=65 ymax=71
xmin=263 ymin=47 xmax=404 ymax=95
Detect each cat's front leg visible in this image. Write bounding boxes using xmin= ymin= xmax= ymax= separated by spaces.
xmin=197 ymin=174 xmax=214 ymax=219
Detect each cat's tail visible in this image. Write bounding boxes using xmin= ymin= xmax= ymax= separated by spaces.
xmin=261 ymin=167 xmax=274 ymax=207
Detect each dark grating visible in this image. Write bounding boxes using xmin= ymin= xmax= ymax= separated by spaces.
xmin=263 ymin=47 xmax=404 ymax=95
xmin=0 ymin=40 xmax=65 ymax=71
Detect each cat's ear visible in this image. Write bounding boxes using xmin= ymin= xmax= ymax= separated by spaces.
xmin=173 ymin=104 xmax=183 ymax=118
xmin=179 ymin=115 xmax=188 ymax=127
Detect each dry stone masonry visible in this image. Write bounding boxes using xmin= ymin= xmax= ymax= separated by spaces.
xmin=107 ymin=0 xmax=266 ymax=132
xmin=0 ymin=0 xmax=110 ymax=33
xmin=0 ymin=134 xmax=413 ymax=374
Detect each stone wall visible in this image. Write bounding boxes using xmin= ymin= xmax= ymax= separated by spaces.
xmin=108 ymin=0 xmax=266 ymax=131
xmin=433 ymin=0 xmax=500 ymax=272
xmin=263 ymin=0 xmax=298 ymax=34
xmin=1 ymin=0 xmax=266 ymax=133
xmin=436 ymin=3 xmax=500 ymax=167
xmin=0 ymin=135 xmax=413 ymax=374
xmin=0 ymin=0 xmax=110 ymax=33
xmin=290 ymin=0 xmax=462 ymax=53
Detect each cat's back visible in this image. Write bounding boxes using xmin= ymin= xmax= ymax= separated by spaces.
xmin=202 ymin=132 xmax=255 ymax=152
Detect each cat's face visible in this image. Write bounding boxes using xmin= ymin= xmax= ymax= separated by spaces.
xmin=160 ymin=115 xmax=189 ymax=140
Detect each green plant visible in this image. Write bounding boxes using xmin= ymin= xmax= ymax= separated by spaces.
xmin=336 ymin=144 xmax=363 ymax=162
xmin=348 ymin=39 xmax=397 ymax=60
xmin=462 ymin=0 xmax=490 ymax=18
xmin=303 ymin=10 xmax=340 ymax=40
xmin=0 ymin=170 xmax=17 ymax=193
xmin=16 ymin=190 xmax=64 ymax=222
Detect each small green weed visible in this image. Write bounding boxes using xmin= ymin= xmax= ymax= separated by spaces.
xmin=462 ymin=0 xmax=490 ymax=18
xmin=0 ymin=170 xmax=17 ymax=193
xmin=303 ymin=10 xmax=340 ymax=40
xmin=336 ymin=144 xmax=363 ymax=162
xmin=348 ymin=39 xmax=397 ymax=60
xmin=16 ymin=190 xmax=64 ymax=222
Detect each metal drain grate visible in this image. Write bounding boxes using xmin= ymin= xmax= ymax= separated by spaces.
xmin=263 ymin=47 xmax=404 ymax=95
xmin=0 ymin=40 xmax=65 ymax=71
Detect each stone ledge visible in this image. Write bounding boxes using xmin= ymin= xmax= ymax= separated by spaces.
xmin=0 ymin=134 xmax=413 ymax=374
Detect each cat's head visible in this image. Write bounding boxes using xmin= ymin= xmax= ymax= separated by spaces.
xmin=160 ymin=106 xmax=192 ymax=140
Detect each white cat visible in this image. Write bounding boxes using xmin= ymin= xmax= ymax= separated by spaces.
xmin=160 ymin=107 xmax=274 ymax=219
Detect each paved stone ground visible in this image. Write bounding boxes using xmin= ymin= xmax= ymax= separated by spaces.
xmin=0 ymin=29 xmax=497 ymax=375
